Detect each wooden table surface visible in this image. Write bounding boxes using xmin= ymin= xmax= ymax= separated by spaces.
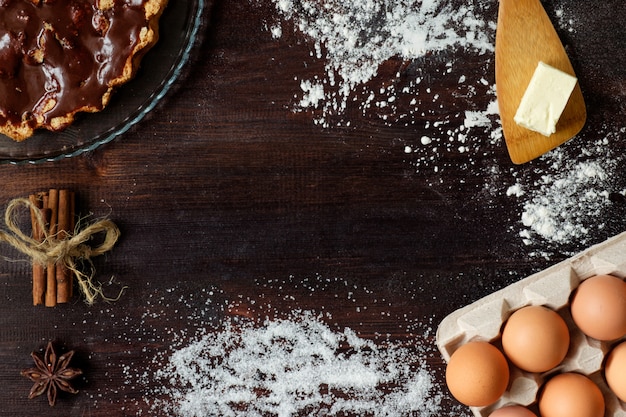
xmin=0 ymin=0 xmax=624 ymax=416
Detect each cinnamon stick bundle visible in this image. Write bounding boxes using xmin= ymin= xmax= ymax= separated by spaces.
xmin=28 ymin=189 xmax=75 ymax=307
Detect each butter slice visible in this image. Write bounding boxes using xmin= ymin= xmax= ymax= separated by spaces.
xmin=513 ymin=61 xmax=578 ymax=137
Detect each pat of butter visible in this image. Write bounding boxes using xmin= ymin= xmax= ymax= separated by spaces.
xmin=513 ymin=61 xmax=578 ymax=137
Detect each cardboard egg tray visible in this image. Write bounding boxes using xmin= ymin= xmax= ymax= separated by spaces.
xmin=436 ymin=232 xmax=626 ymax=417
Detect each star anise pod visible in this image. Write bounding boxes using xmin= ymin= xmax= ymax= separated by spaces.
xmin=21 ymin=342 xmax=83 ymax=406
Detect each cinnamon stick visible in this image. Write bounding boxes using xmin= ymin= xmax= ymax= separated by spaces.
xmin=29 ymin=194 xmax=46 ymax=306
xmin=56 ymin=189 xmax=73 ymax=303
xmin=69 ymin=191 xmax=75 ymax=299
xmin=45 ymin=189 xmax=58 ymax=307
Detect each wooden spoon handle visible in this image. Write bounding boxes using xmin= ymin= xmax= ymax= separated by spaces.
xmin=497 ymin=0 xmax=572 ymax=72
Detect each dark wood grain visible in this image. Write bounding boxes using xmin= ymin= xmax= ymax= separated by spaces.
xmin=0 ymin=0 xmax=624 ymax=416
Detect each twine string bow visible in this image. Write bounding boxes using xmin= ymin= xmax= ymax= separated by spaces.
xmin=0 ymin=198 xmax=121 ymax=304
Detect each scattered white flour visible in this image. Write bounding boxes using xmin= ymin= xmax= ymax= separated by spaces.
xmin=261 ymin=0 xmax=495 ymax=127
xmin=554 ymin=4 xmax=577 ymax=33
xmin=504 ymin=129 xmax=626 ymax=255
xmin=143 ymin=311 xmax=443 ymax=417
xmin=519 ymin=160 xmax=611 ymax=245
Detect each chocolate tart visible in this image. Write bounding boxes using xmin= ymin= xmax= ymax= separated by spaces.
xmin=0 ymin=0 xmax=168 ymax=141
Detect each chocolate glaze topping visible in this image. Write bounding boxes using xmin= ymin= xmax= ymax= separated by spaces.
xmin=0 ymin=0 xmax=149 ymax=130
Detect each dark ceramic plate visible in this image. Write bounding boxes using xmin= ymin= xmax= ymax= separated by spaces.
xmin=0 ymin=0 xmax=206 ymax=165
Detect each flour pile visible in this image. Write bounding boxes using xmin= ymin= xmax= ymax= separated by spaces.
xmin=144 ymin=312 xmax=443 ymax=417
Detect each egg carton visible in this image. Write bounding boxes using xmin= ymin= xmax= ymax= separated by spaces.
xmin=436 ymin=231 xmax=626 ymax=417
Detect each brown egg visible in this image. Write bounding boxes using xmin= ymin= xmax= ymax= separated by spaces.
xmin=501 ymin=305 xmax=569 ymax=373
xmin=445 ymin=341 xmax=509 ymax=407
xmin=570 ymin=274 xmax=626 ymax=341
xmin=538 ymin=373 xmax=604 ymax=417
xmin=605 ymin=341 xmax=626 ymax=402
xmin=489 ymin=405 xmax=537 ymax=417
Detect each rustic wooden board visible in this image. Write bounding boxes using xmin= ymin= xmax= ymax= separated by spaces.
xmin=0 ymin=0 xmax=623 ymax=416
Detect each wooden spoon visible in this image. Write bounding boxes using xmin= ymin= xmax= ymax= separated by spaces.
xmin=495 ymin=0 xmax=586 ymax=164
